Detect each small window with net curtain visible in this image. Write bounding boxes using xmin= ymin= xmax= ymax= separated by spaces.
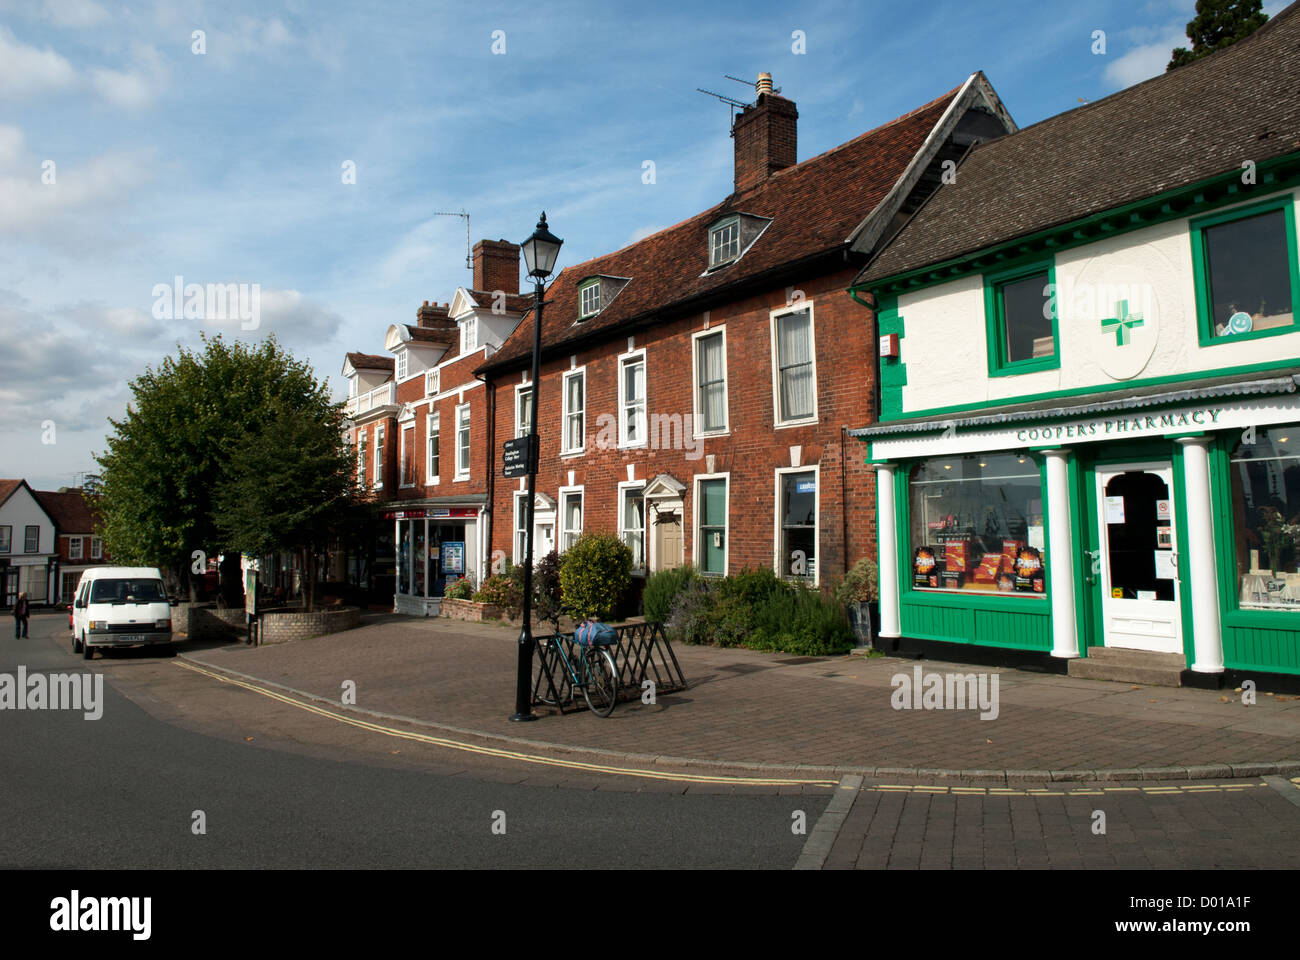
xmin=562 ymin=491 xmax=583 ymax=551
xmin=621 ymin=487 xmax=646 ymax=570
xmin=774 ymin=307 xmax=816 ymax=423
xmin=562 ymin=370 xmax=585 ymax=453
xmin=694 ymin=330 xmax=728 ymax=434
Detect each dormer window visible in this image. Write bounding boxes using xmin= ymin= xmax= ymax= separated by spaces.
xmin=461 ymin=318 xmax=478 ymax=352
xmin=579 ymin=279 xmax=601 ymax=319
xmin=710 ymin=217 xmax=741 ymax=267
xmin=396 ymin=350 xmax=408 ymax=380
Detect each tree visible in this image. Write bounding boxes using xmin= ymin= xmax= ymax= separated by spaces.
xmin=95 ymin=334 xmax=351 ymax=601
xmin=213 ymin=396 xmax=359 ymax=611
xmin=1168 ymin=0 xmax=1269 ymax=70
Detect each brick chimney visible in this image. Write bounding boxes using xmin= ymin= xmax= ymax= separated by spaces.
xmin=733 ymin=72 xmax=797 ymax=193
xmin=472 ymin=239 xmax=521 ymax=295
xmin=416 ymin=300 xmax=456 ymax=334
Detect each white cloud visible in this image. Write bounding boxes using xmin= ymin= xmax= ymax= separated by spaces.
xmin=625 ymin=224 xmax=668 ymax=245
xmin=1102 ymin=29 xmax=1186 ymax=90
xmin=42 ymin=0 xmax=109 ymax=28
xmin=90 ymin=43 xmax=167 ymax=109
xmin=0 ymin=26 xmax=77 ymax=99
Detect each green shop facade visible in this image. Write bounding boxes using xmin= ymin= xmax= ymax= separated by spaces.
xmin=848 ymin=152 xmax=1300 ymax=684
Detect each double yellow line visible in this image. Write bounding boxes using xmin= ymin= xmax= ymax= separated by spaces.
xmin=173 ymin=660 xmax=838 ymax=788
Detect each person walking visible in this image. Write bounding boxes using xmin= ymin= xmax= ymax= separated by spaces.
xmin=13 ymin=591 xmax=30 ymax=639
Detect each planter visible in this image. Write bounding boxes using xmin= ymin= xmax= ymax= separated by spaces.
xmin=440 ymin=597 xmax=504 ymax=622
xmin=258 ymin=606 xmax=361 ymax=644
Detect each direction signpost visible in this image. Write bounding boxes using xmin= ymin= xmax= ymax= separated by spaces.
xmin=502 ymin=436 xmax=535 ymax=479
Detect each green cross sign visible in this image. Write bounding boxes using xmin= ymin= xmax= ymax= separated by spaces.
xmin=1102 ymin=300 xmax=1144 ymax=346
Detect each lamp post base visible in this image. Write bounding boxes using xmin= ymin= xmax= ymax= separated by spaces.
xmin=509 ymin=712 xmax=538 ymax=723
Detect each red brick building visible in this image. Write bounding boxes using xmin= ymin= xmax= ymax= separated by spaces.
xmin=475 ymin=73 xmax=1016 ymax=593
xmin=341 ymin=241 xmax=531 ymax=614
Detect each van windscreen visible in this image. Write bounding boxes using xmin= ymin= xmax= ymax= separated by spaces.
xmin=90 ymin=579 xmax=167 ymax=603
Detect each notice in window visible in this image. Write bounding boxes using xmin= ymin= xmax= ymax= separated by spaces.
xmin=1105 ymin=496 xmax=1126 ymax=524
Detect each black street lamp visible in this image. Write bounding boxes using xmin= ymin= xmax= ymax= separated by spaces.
xmin=511 ymin=212 xmax=563 ymax=722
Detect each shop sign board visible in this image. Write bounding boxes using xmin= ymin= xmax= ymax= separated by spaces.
xmin=441 ymin=541 xmax=465 ymax=574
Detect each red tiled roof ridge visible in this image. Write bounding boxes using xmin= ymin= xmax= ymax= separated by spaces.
xmin=732 ymin=81 xmax=966 ymax=197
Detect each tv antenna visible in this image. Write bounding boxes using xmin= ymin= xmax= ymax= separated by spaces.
xmin=433 ymin=209 xmax=471 ymax=270
xmin=697 ymin=87 xmax=750 ymax=129
xmin=723 ymin=73 xmax=780 ymax=95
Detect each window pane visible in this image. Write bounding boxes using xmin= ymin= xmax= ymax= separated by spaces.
xmin=699 ymin=479 xmax=726 ymax=574
xmin=908 ymin=454 xmax=1045 ymax=596
xmin=1001 ymin=272 xmax=1053 ymax=363
xmin=697 ymin=334 xmax=725 ymax=431
xmin=1206 ymin=209 xmax=1294 ymax=336
xmin=781 ymin=472 xmax=816 ymax=580
xmin=1231 ymin=424 xmax=1300 ymax=608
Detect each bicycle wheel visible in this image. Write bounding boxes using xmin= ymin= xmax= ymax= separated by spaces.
xmin=581 ymin=647 xmax=618 ymax=718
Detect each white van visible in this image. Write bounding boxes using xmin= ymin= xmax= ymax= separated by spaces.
xmin=71 ymin=566 xmax=176 ymax=659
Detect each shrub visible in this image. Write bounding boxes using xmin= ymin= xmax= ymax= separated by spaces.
xmin=473 ymin=574 xmax=522 ymax=618
xmin=665 ymin=576 xmax=715 ymax=645
xmin=559 ymin=533 xmax=633 ymax=621
xmin=642 ymin=565 xmax=698 ymax=623
xmin=532 ymin=551 xmax=563 ymax=628
xmin=746 ymin=585 xmax=854 ymax=656
xmin=444 ymin=576 xmax=474 ymax=601
xmin=835 ymin=556 xmax=879 ymax=605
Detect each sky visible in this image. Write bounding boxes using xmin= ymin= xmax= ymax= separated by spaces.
xmin=0 ymin=0 xmax=1289 ymax=490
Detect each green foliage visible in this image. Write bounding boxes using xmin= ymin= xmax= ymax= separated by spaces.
xmin=444 ymin=577 xmax=474 ymax=600
xmin=835 ymin=556 xmax=880 ymax=605
xmin=473 ymin=574 xmax=523 ymax=617
xmin=641 ymin=565 xmax=698 ymax=623
xmin=558 ymin=533 xmax=633 ymax=621
xmin=1168 ymin=0 xmax=1268 ymax=70
xmin=663 ymin=570 xmax=854 ymax=656
xmin=95 ymin=333 xmax=354 ymax=598
xmin=531 ymin=551 xmax=563 ymax=628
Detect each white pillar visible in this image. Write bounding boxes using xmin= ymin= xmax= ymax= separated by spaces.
xmin=875 ymin=463 xmax=901 ymax=639
xmin=1044 ymin=449 xmax=1080 ymax=659
xmin=1177 ymin=437 xmax=1225 ymax=673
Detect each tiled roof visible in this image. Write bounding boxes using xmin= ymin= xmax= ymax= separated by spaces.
xmin=467 ymin=289 xmax=532 ymax=314
xmin=0 ymin=479 xmax=22 ymax=508
xmin=478 ymin=85 xmax=962 ymax=372
xmin=859 ymin=3 xmax=1300 ymax=285
xmin=34 ymin=489 xmax=98 ymax=533
xmin=346 ymin=352 xmax=394 ymax=373
xmin=405 ymin=325 xmax=452 ymax=344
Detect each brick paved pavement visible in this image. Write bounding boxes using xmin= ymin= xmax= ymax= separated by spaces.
xmin=823 ymin=778 xmax=1300 ymax=869
xmin=180 ymin=615 xmax=1300 ymax=777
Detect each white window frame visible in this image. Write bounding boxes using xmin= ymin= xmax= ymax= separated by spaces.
xmin=0 ymin=525 xmax=10 ymax=553
xmin=426 ymin=412 xmax=440 ymax=486
xmin=396 ymin=349 xmax=408 ymax=381
xmin=558 ymin=485 xmax=584 ymax=552
xmin=515 ymin=382 xmax=533 ymax=439
xmin=69 ymin=536 xmax=83 ymax=560
xmin=773 ymin=465 xmax=820 ymax=587
xmin=691 ymin=326 xmax=729 ymax=437
xmin=461 ymin=318 xmax=477 ymax=352
xmin=579 ymin=279 xmax=601 ymax=319
xmin=400 ymin=424 xmax=415 ymax=488
xmin=455 ymin=402 xmax=471 ymax=480
xmin=618 ymin=479 xmax=647 ymax=573
xmin=374 ymin=424 xmax=385 ymax=488
xmin=561 ymin=367 xmax=587 ymax=456
xmin=709 ymin=217 xmax=740 ymax=268
xmin=357 ymin=430 xmax=368 ymax=485
xmin=512 ymin=490 xmax=529 ymax=564
xmin=90 ymin=537 xmax=102 ymax=560
xmin=425 ymin=368 xmax=440 ymax=396
xmin=770 ymin=301 xmax=819 ymax=427
xmin=348 ymin=375 xmax=358 ymax=398
xmin=692 ymin=473 xmax=730 ymax=576
xmin=617 ymin=348 xmax=647 ymax=449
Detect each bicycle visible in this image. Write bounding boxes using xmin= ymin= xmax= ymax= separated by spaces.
xmin=534 ymin=630 xmax=620 ymax=718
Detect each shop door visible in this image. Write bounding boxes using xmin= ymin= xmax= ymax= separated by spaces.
xmin=1095 ymin=462 xmax=1182 ymax=653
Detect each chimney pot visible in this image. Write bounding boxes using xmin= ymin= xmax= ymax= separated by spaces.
xmin=756 ymin=72 xmax=772 ymax=95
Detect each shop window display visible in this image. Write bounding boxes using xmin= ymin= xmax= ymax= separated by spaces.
xmin=909 ymin=454 xmax=1046 ymax=596
xmin=1230 ymin=424 xmax=1300 ymax=609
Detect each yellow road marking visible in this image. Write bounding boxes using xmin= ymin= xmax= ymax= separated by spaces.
xmin=172 ymin=661 xmax=837 ymax=788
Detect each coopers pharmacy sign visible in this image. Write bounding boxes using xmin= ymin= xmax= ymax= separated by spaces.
xmin=1016 ymin=409 xmax=1224 ymax=443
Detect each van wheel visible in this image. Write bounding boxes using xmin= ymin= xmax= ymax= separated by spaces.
xmin=73 ymin=633 xmax=82 ymax=654
xmin=83 ymin=641 xmax=94 ymax=660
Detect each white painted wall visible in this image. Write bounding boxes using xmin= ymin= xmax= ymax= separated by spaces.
xmin=895 ymin=188 xmax=1300 ymax=414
